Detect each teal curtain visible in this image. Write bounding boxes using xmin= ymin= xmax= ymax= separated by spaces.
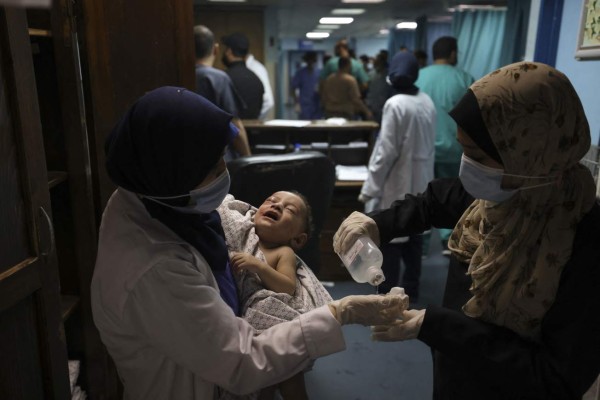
xmin=500 ymin=0 xmax=531 ymax=65
xmin=452 ymin=10 xmax=507 ymax=80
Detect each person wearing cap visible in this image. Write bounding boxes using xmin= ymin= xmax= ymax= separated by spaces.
xmin=221 ymin=32 xmax=264 ymax=120
xmin=193 ymin=25 xmax=250 ymax=160
xmin=91 ymin=87 xmax=407 ymax=399
xmin=359 ymin=51 xmax=436 ymax=300
xmin=334 ymin=62 xmax=600 ymax=398
xmin=290 ymin=51 xmax=322 ymax=120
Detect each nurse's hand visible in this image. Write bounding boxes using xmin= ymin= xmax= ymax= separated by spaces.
xmin=333 ymin=211 xmax=380 ymax=255
xmin=370 ymin=309 xmax=425 ymax=341
xmin=328 ymin=292 xmax=408 ymax=326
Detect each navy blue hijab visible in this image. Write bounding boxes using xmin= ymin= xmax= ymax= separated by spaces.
xmin=387 ymin=51 xmax=420 ymax=95
xmin=105 ymin=87 xmax=239 ymax=315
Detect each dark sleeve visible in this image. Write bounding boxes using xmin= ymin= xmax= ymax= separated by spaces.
xmin=216 ymin=79 xmax=241 ymax=117
xmin=369 ymin=178 xmax=474 ymax=244
xmin=419 ymin=206 xmax=600 ymax=399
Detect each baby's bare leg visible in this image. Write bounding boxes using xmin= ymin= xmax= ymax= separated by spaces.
xmin=279 ymin=372 xmax=308 ymax=400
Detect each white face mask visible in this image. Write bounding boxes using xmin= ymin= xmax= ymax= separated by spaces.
xmin=459 ymin=154 xmax=516 ymax=203
xmin=459 ymin=154 xmax=558 ymax=203
xmin=188 ymin=169 xmax=231 ymax=213
xmin=142 ymin=169 xmax=230 ymax=214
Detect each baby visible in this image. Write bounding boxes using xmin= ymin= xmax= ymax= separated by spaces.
xmin=230 ymin=190 xmax=311 ymax=296
xmin=230 ymin=191 xmax=313 ymax=400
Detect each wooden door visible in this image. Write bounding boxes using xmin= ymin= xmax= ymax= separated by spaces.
xmin=78 ymin=0 xmax=195 ymax=209
xmin=0 ymin=7 xmax=70 ymax=399
xmin=194 ymin=7 xmax=265 ymax=71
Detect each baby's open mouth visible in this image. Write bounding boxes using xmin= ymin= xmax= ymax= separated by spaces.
xmin=263 ymin=210 xmax=280 ymax=221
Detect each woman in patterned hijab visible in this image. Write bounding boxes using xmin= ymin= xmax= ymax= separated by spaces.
xmin=334 ymin=61 xmax=600 ymax=398
xmin=448 ymin=62 xmax=596 ymax=337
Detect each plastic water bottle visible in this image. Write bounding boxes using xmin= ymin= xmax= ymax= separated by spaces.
xmin=338 ymin=235 xmax=385 ymax=286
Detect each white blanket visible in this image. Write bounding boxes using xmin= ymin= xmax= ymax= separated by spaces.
xmin=218 ymin=195 xmax=332 ymax=332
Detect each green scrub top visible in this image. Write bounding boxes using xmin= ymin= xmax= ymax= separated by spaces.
xmin=415 ymin=64 xmax=474 ymax=164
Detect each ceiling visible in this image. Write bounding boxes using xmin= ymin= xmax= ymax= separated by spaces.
xmin=194 ymin=0 xmax=507 ymax=39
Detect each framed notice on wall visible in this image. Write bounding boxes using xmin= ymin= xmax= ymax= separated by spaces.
xmin=575 ymin=0 xmax=600 ymax=59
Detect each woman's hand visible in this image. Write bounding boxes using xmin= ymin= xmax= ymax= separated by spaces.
xmin=333 ymin=211 xmax=380 ymax=255
xmin=371 ymin=309 xmax=426 ymax=341
xmin=328 ymin=291 xmax=408 ymax=326
xmin=230 ymin=252 xmax=266 ymax=274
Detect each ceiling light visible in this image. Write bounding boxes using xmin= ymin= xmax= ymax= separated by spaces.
xmin=396 ymin=21 xmax=417 ymax=29
xmin=319 ymin=17 xmax=354 ymax=24
xmin=317 ymin=24 xmax=341 ymax=30
xmin=331 ymin=8 xmax=365 ymax=15
xmin=306 ymin=32 xmax=330 ymax=39
xmin=342 ymin=0 xmax=385 ymax=3
xmin=379 ymin=28 xmax=390 ymax=35
xmin=449 ymin=4 xmax=507 ymax=12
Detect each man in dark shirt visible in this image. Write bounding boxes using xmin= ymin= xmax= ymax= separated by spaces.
xmin=194 ymin=25 xmax=250 ymax=159
xmin=221 ymin=32 xmax=264 ymax=120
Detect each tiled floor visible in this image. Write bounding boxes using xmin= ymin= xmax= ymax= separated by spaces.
xmin=305 ymin=244 xmax=450 ymax=400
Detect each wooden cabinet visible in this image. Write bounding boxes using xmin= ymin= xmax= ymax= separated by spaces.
xmin=1 ymin=0 xmax=194 ymax=398
xmin=318 ymin=183 xmax=364 ymax=282
xmin=0 ymin=8 xmax=72 ymax=398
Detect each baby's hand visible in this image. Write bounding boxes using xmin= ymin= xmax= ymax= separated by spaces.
xmin=230 ymin=252 xmax=264 ymax=274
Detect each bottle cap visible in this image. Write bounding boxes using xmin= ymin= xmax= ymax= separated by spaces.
xmin=389 ymin=287 xmax=405 ymax=296
xmin=367 ymin=265 xmax=385 ymax=286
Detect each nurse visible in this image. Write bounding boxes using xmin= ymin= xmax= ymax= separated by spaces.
xmin=334 ymin=62 xmax=600 ymax=398
xmin=91 ymin=87 xmax=406 ymax=399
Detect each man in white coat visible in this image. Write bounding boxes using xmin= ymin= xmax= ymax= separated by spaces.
xmin=246 ymin=53 xmax=274 ymax=120
xmin=360 ymin=52 xmax=436 ymax=300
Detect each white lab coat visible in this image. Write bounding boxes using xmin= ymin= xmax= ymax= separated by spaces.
xmin=246 ymin=54 xmax=274 ymax=120
xmin=91 ymin=189 xmax=345 ymax=400
xmin=362 ymin=91 xmax=436 ymax=209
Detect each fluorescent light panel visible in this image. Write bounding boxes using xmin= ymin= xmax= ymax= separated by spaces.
xmin=396 ymin=21 xmax=417 ymax=29
xmin=319 ymin=17 xmax=353 ymax=24
xmin=342 ymin=0 xmax=385 ymax=3
xmin=379 ymin=28 xmax=390 ymax=35
xmin=449 ymin=4 xmax=507 ymax=11
xmin=331 ymin=8 xmax=365 ymax=15
xmin=317 ymin=24 xmax=341 ymax=29
xmin=306 ymin=32 xmax=330 ymax=39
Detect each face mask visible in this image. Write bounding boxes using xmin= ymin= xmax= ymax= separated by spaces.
xmin=142 ymin=170 xmax=230 ymax=214
xmin=459 ymin=154 xmax=558 ymax=203
xmin=188 ymin=169 xmax=230 ymax=213
xmin=459 ymin=154 xmax=517 ymax=203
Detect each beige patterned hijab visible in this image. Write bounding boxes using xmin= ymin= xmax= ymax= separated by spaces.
xmin=448 ymin=62 xmax=596 ymax=338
